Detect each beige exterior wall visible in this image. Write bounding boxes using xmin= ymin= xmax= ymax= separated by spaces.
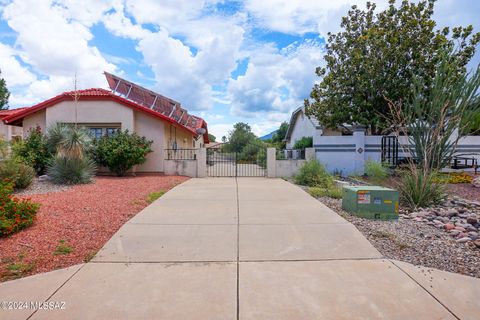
xmin=164 ymin=124 xmax=195 ymax=149
xmin=134 ymin=111 xmax=165 ymax=172
xmin=23 ymin=109 xmax=46 ymax=134
xmin=46 ymin=100 xmax=134 ymax=131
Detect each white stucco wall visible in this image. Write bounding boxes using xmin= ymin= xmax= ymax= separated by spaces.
xmin=286 ymin=110 xmax=320 ymax=149
xmin=164 ymin=159 xmax=197 ymax=177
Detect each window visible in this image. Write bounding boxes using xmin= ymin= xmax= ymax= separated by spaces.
xmin=90 ymin=128 xmax=103 ymax=139
xmin=106 ymin=128 xmax=119 ymax=136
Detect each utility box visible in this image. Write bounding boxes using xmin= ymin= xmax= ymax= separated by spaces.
xmin=342 ymin=186 xmax=399 ymax=220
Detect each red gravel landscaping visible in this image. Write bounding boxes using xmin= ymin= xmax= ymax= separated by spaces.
xmin=0 ymin=176 xmax=189 ymax=281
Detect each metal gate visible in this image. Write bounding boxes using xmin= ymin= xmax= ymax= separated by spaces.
xmin=207 ymin=148 xmax=266 ymax=177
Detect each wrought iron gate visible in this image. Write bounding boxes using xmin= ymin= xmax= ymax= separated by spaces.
xmin=207 ymin=148 xmax=266 ymax=177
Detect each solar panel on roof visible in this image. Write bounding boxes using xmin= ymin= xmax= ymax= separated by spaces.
xmin=104 ymin=72 xmax=202 ymax=134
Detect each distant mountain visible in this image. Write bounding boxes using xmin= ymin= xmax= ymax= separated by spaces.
xmin=259 ymin=130 xmax=277 ymax=141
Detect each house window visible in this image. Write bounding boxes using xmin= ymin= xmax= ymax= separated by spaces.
xmin=106 ymin=128 xmax=119 ymax=136
xmin=90 ymin=128 xmax=103 ymax=139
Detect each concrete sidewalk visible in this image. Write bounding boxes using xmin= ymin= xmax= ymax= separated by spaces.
xmin=1 ymin=178 xmax=479 ymax=319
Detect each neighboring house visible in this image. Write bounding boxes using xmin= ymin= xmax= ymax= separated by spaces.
xmin=285 ymin=106 xmax=327 ymax=148
xmin=0 ymin=108 xmax=25 ymax=141
xmin=1 ymin=88 xmax=209 ymax=173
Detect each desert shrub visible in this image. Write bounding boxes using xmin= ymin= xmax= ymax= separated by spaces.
xmin=295 ymin=160 xmax=333 ymax=187
xmin=309 ymin=186 xmax=343 ymax=199
xmin=0 ymin=136 xmax=7 ymax=159
xmin=12 ymin=127 xmax=51 ymax=175
xmin=47 ymin=156 xmax=96 ymax=185
xmin=0 ymin=180 xmax=39 ymax=237
xmin=46 ymin=124 xmax=96 ymax=185
xmin=0 ymin=160 xmax=35 ymax=189
xmin=293 ymin=136 xmax=313 ymax=149
xmin=92 ymin=130 xmax=153 ymax=176
xmin=399 ymin=170 xmax=445 ymax=210
xmin=365 ymin=160 xmax=389 ymax=184
xmin=433 ymin=172 xmax=473 ymax=184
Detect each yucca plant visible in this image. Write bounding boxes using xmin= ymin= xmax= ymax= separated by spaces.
xmin=386 ymin=49 xmax=480 ymax=209
xmin=47 ymin=156 xmax=96 ymax=185
xmin=47 ymin=123 xmax=96 ymax=184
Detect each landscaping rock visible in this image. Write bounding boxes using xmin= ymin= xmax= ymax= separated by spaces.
xmin=467 ymin=217 xmax=478 ymax=225
xmin=473 ymin=177 xmax=480 ymax=188
xmin=444 ymin=223 xmax=455 ymax=231
xmin=456 ymin=237 xmax=472 ymax=243
xmin=474 ymin=240 xmax=480 ymax=249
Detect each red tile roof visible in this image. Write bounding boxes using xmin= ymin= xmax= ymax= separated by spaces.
xmin=2 ymin=88 xmax=209 ymax=142
xmin=0 ymin=107 xmax=29 ymax=119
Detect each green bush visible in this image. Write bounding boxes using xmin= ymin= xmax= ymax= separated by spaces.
xmin=293 ymin=136 xmax=313 ymax=149
xmin=12 ymin=127 xmax=51 ymax=175
xmin=295 ymin=160 xmax=333 ymax=187
xmin=47 ymin=156 xmax=96 ymax=185
xmin=365 ymin=160 xmax=389 ymax=184
xmin=0 ymin=136 xmax=7 ymax=159
xmin=399 ymin=169 xmax=445 ymax=209
xmin=92 ymin=130 xmax=153 ymax=176
xmin=309 ymin=186 xmax=343 ymax=199
xmin=0 ymin=180 xmax=39 ymax=237
xmin=0 ymin=160 xmax=35 ymax=189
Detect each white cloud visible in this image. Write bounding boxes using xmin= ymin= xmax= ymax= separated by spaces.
xmin=0 ymin=43 xmax=35 ymax=86
xmin=1 ymin=0 xmax=117 ymax=105
xmin=228 ymin=40 xmax=324 ymax=119
xmin=244 ymin=0 xmax=390 ymax=36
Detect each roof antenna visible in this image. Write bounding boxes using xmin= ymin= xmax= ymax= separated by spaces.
xmin=73 ymin=70 xmax=79 ymax=128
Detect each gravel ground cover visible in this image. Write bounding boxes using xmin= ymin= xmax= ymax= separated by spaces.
xmin=0 ymin=176 xmax=188 ymax=281
xmin=317 ymin=196 xmax=480 ymax=278
xmin=13 ymin=178 xmax=72 ymax=196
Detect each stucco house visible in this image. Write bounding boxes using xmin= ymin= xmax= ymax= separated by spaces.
xmin=1 ymin=87 xmax=209 ymax=173
xmin=0 ymin=108 xmax=25 ymax=141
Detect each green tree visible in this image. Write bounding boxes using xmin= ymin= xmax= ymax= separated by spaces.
xmin=293 ymin=136 xmax=313 ymax=149
xmin=271 ymin=122 xmax=289 ymax=143
xmin=223 ymin=122 xmax=257 ymax=153
xmin=221 ymin=136 xmax=227 ymax=143
xmin=208 ymin=133 xmax=216 ymax=142
xmin=305 ymin=0 xmax=480 ymax=134
xmin=0 ymin=69 xmax=10 ymax=110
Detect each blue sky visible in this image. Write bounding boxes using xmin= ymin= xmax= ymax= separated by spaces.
xmin=0 ymin=0 xmax=479 ymax=139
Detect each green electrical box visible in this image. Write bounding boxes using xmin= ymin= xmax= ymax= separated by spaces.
xmin=342 ymin=186 xmax=399 ymax=220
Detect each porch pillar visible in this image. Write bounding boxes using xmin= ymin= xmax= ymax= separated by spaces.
xmin=267 ymin=148 xmax=276 ymax=178
xmin=353 ymin=125 xmax=366 ymax=175
xmin=196 ymin=147 xmax=207 ymax=178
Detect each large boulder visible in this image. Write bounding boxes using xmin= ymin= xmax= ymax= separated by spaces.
xmin=473 ymin=176 xmax=480 ymax=188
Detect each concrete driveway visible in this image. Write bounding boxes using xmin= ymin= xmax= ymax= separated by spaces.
xmin=1 ymin=178 xmax=479 ymax=319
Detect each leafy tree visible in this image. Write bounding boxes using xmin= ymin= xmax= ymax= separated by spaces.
xmin=271 ymin=122 xmax=289 ymax=143
xmin=305 ymin=0 xmax=480 ymax=134
xmin=223 ymin=122 xmax=257 ymax=153
xmin=221 ymin=136 xmax=227 ymax=143
xmin=92 ymin=130 xmax=153 ymax=176
xmin=0 ymin=69 xmax=9 ymax=110
xmin=208 ymin=133 xmax=216 ymax=142
xmin=293 ymin=136 xmax=313 ymax=149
